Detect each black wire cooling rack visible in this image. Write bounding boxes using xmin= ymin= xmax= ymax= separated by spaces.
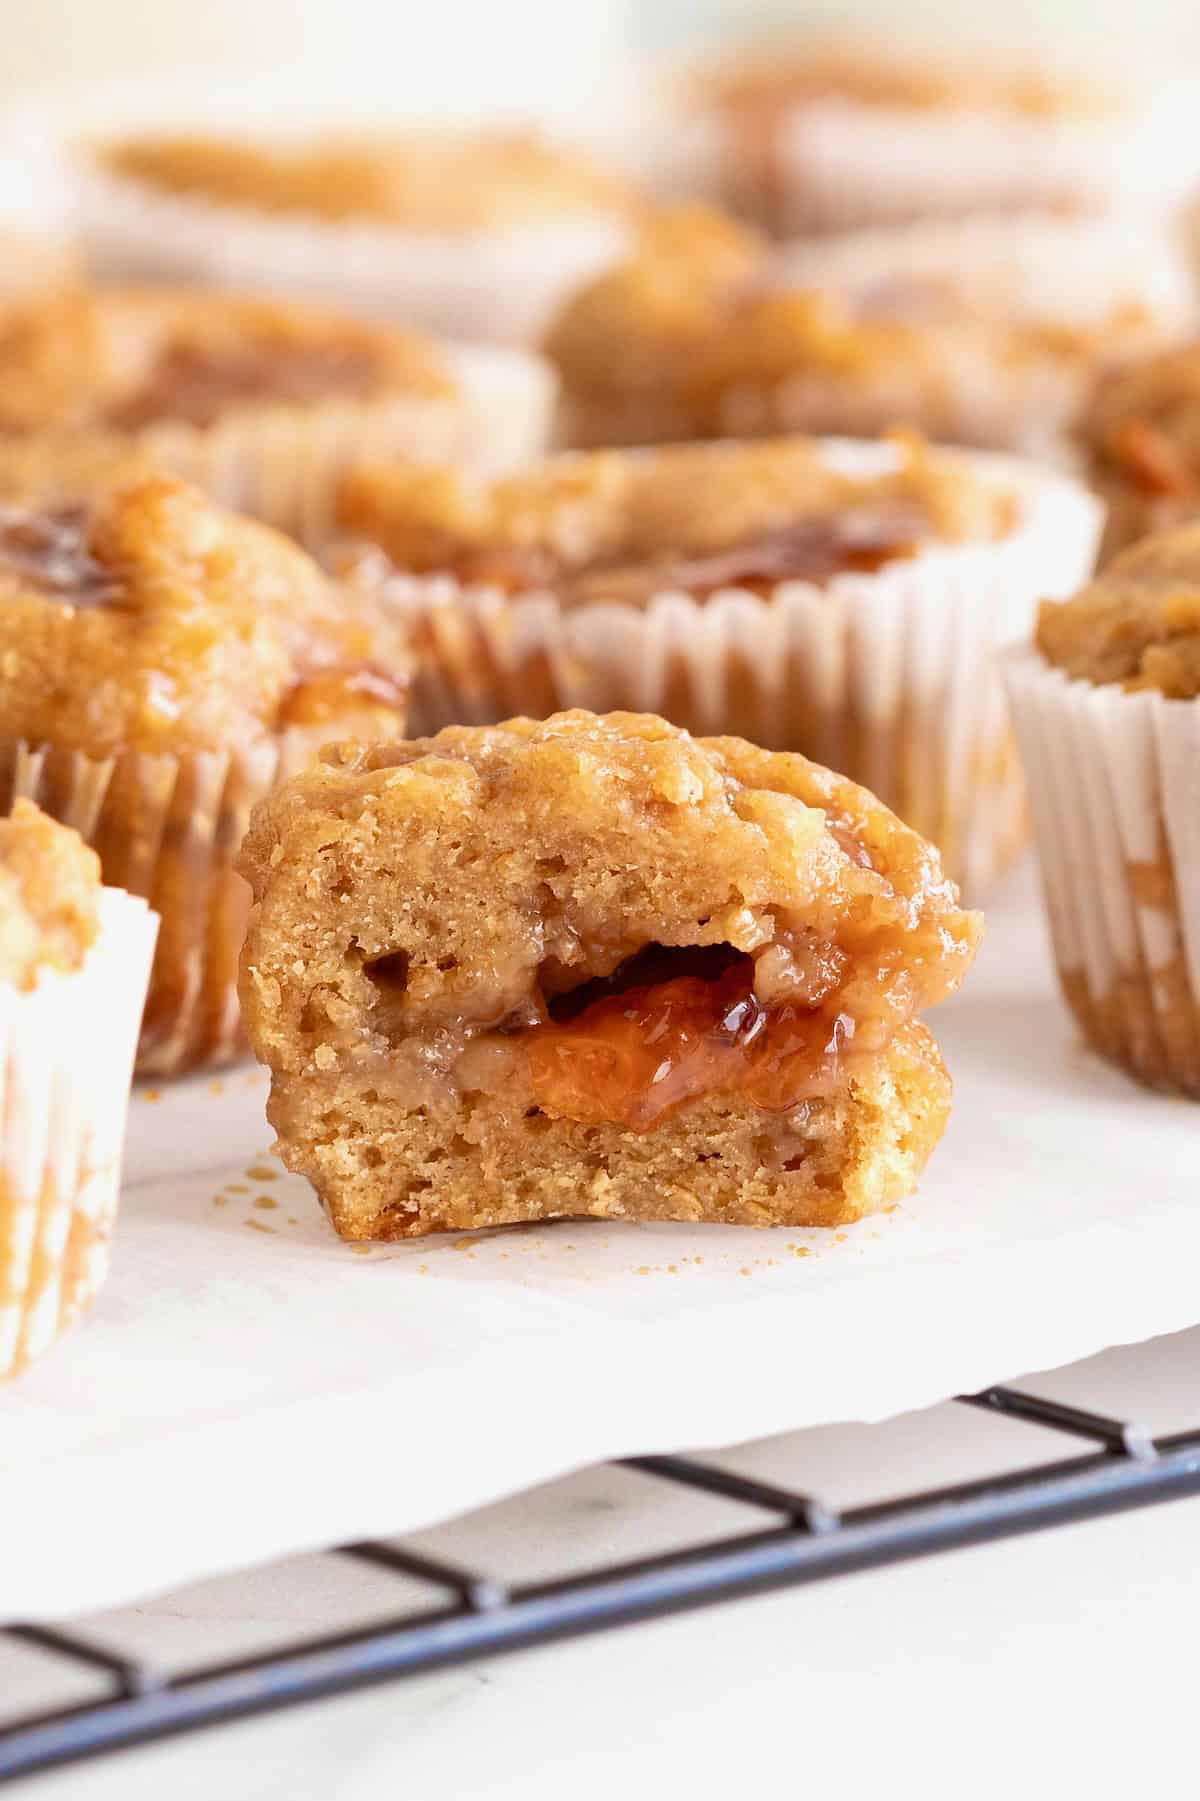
xmin=4 ymin=1381 xmax=1200 ymax=1785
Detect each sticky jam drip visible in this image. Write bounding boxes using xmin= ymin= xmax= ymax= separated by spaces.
xmin=0 ymin=504 xmax=122 ymax=607
xmin=522 ymin=943 xmax=854 ymax=1132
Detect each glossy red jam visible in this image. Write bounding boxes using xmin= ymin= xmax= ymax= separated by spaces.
xmin=523 ymin=944 xmax=854 ymax=1131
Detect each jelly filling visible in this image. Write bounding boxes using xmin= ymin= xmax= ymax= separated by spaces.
xmin=522 ymin=941 xmax=855 ymax=1131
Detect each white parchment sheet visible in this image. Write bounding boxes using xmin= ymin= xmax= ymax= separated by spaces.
xmin=3 ymin=865 xmax=1197 ymax=1622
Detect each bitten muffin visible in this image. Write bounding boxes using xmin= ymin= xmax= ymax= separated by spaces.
xmin=238 ymin=711 xmax=981 ymax=1237
xmin=544 ymin=208 xmax=1183 ymax=461
xmin=1078 ymin=343 xmax=1200 ymax=566
xmin=1006 ymin=525 xmax=1200 ymax=1094
xmin=74 ymin=128 xmax=638 ymax=346
xmin=0 ymin=285 xmax=553 ymax=545
xmin=659 ymin=36 xmax=1198 ymax=238
xmin=0 ymin=467 xmax=411 ymax=1075
xmin=0 ymin=801 xmax=156 ymax=1376
xmin=334 ymin=434 xmax=1101 ymax=894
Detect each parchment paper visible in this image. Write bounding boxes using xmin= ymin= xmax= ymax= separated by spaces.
xmin=4 ymin=865 xmax=1197 ymax=1622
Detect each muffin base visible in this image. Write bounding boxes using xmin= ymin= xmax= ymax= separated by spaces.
xmin=267 ymin=1019 xmax=951 ymax=1239
xmin=1005 ymin=648 xmax=1200 ymax=1096
xmin=0 ymin=887 xmax=156 ymax=1376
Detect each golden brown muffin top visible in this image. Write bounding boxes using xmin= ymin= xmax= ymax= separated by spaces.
xmin=0 ymin=469 xmax=411 ymax=759
xmin=0 ymin=800 xmax=100 ymax=991
xmin=543 ymin=224 xmax=1158 ymax=414
xmin=1081 ymin=342 xmax=1200 ymax=508
xmin=239 ymin=710 xmax=981 ymax=1078
xmin=335 ymin=435 xmax=1014 ymax=604
xmin=1037 ymin=523 xmax=1200 ymax=697
xmin=686 ymin=38 xmax=1121 ymax=121
xmin=0 ymin=286 xmax=453 ymax=437
xmin=96 ymin=128 xmax=635 ymax=231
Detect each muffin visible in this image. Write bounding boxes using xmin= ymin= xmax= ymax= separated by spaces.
xmin=334 ymin=434 xmax=1101 ymax=894
xmin=0 ymin=285 xmax=554 ymax=546
xmin=1006 ymin=525 xmax=1200 ymax=1094
xmin=238 ymin=711 xmax=981 ymax=1237
xmin=544 ymin=208 xmax=1185 ymax=462
xmin=0 ymin=222 xmax=80 ymax=301
xmin=659 ymin=36 xmax=1199 ymax=239
xmin=0 ymin=466 xmax=411 ymax=1075
xmin=0 ymin=801 xmax=156 ymax=1376
xmin=1078 ymin=342 xmax=1200 ymax=567
xmin=73 ymin=127 xmax=638 ymax=346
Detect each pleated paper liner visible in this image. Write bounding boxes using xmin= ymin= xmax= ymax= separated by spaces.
xmin=0 ymin=886 xmax=156 ymax=1377
xmin=73 ymin=152 xmax=633 ymax=347
xmin=1005 ymin=649 xmax=1200 ymax=1095
xmin=662 ymin=81 xmax=1200 ymax=239
xmin=358 ymin=445 xmax=1102 ymax=897
xmin=0 ymin=730 xmax=324 ymax=1077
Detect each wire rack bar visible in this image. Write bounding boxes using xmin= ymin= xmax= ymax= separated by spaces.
xmin=621 ymin=1454 xmax=839 ymax=1531
xmin=961 ymin=1386 xmax=1157 ymax=1459
xmin=3 ymin=1627 xmax=163 ymax=1701
xmin=338 ymin=1542 xmax=508 ymax=1612
xmin=4 ymin=1397 xmax=1199 ymax=1785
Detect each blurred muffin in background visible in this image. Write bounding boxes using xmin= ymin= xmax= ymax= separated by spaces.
xmin=72 ymin=126 xmax=639 ymax=346
xmin=1078 ymin=343 xmax=1200 ymax=566
xmin=332 ymin=431 xmax=1100 ymax=893
xmin=656 ymin=34 xmax=1200 ymax=240
xmin=0 ymin=286 xmax=555 ymax=545
xmin=0 ymin=461 xmax=412 ymax=1074
xmin=545 ymin=207 xmax=1190 ymax=465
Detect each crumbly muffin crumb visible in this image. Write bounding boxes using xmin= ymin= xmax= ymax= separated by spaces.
xmin=239 ymin=710 xmax=979 ymax=1236
xmin=1037 ymin=523 xmax=1200 ymax=697
xmin=0 ymin=800 xmax=100 ymax=990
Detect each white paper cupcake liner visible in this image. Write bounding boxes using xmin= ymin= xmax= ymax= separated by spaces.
xmin=0 ymin=886 xmax=156 ymax=1377
xmin=442 ymin=342 xmax=558 ymax=475
xmin=0 ymin=731 xmax=325 ymax=1077
xmin=667 ymin=83 xmax=1200 ymax=238
xmin=368 ymin=444 xmax=1102 ymax=894
xmin=773 ymin=212 xmax=1196 ymax=335
xmin=72 ymin=155 xmax=633 ymax=347
xmin=1005 ymin=648 xmax=1200 ymax=1093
